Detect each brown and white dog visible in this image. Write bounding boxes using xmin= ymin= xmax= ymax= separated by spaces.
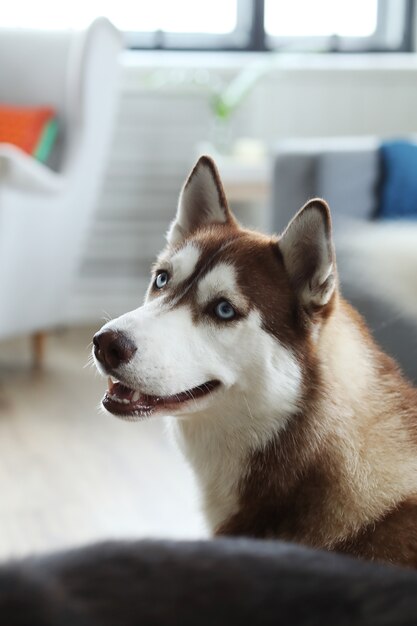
xmin=93 ymin=156 xmax=417 ymax=568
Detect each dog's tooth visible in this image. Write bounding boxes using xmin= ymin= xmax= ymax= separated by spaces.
xmin=132 ymin=391 xmax=140 ymax=402
xmin=107 ymin=377 xmax=112 ymax=391
xmin=122 ymin=398 xmax=130 ymax=405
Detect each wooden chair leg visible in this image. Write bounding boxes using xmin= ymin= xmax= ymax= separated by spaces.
xmin=32 ymin=332 xmax=46 ymax=369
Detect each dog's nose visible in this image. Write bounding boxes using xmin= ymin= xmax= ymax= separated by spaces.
xmin=93 ymin=330 xmax=137 ymax=370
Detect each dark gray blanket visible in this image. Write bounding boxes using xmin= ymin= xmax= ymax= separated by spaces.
xmin=1 ymin=538 xmax=417 ymax=625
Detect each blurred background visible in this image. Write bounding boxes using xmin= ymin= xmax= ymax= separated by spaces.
xmin=1 ymin=0 xmax=417 ymax=559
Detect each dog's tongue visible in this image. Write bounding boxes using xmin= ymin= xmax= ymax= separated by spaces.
xmin=108 ymin=379 xmax=135 ymax=399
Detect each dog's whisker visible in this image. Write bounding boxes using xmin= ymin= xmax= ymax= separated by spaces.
xmin=84 ymin=353 xmax=98 ymax=370
xmin=187 ymin=389 xmax=199 ymax=409
xmin=101 ymin=310 xmax=113 ymax=323
xmin=243 ymin=393 xmax=254 ymax=422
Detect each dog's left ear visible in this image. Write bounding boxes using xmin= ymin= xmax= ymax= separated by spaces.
xmin=167 ymin=155 xmax=236 ymax=246
xmin=279 ymin=199 xmax=336 ymax=309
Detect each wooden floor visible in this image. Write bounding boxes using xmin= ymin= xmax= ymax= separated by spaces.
xmin=0 ymin=328 xmax=206 ymax=560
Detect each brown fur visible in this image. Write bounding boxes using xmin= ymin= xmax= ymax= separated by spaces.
xmin=335 ymin=497 xmax=417 ymax=565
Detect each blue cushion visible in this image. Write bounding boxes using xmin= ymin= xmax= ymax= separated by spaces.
xmin=378 ymin=140 xmax=417 ymax=219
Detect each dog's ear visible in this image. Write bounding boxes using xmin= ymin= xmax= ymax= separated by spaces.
xmin=167 ymin=155 xmax=236 ymax=246
xmin=279 ymin=199 xmax=336 ymax=309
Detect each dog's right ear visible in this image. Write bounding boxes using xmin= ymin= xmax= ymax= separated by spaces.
xmin=279 ymin=199 xmax=336 ymax=310
xmin=167 ymin=155 xmax=236 ymax=246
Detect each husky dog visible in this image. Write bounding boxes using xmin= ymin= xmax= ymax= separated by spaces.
xmin=93 ymin=156 xmax=417 ymax=568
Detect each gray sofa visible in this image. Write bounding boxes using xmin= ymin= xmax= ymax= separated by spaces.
xmin=271 ymin=137 xmax=417 ymax=383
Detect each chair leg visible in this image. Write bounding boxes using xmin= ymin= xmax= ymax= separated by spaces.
xmin=32 ymin=332 xmax=46 ymax=369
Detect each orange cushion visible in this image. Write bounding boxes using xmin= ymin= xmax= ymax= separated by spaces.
xmin=0 ymin=105 xmax=56 ymax=156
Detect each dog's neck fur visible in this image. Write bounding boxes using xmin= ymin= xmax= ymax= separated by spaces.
xmin=174 ymin=295 xmax=417 ymax=547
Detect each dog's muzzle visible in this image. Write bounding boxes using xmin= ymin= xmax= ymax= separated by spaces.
xmin=93 ymin=329 xmax=221 ymax=420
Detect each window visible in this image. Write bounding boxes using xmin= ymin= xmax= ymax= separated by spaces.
xmin=265 ymin=0 xmax=411 ymax=52
xmin=2 ymin=0 xmax=413 ymax=52
xmin=266 ymin=0 xmax=378 ymax=38
xmin=2 ymin=0 xmax=249 ymax=49
xmin=124 ymin=0 xmax=251 ymax=50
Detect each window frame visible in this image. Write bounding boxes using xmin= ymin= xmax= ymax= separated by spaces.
xmin=126 ymin=0 xmax=414 ymax=53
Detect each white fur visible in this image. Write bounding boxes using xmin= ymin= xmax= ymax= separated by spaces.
xmin=170 ymin=243 xmax=201 ymax=284
xmin=196 ymin=263 xmax=248 ymax=311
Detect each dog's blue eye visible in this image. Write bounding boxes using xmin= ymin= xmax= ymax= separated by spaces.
xmin=215 ymin=300 xmax=236 ymax=321
xmin=155 ymin=271 xmax=169 ymax=289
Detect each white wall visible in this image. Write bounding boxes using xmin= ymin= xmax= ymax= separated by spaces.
xmin=71 ymin=52 xmax=417 ymax=322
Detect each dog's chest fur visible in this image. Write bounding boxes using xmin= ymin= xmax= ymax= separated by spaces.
xmin=175 ymin=417 xmax=245 ymax=530
xmin=173 ymin=385 xmax=293 ymax=530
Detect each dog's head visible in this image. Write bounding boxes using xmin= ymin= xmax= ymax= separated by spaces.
xmin=93 ymin=156 xmax=337 ymax=422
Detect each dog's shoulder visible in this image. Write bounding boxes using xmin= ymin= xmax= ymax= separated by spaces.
xmin=335 ymin=496 xmax=417 ymax=567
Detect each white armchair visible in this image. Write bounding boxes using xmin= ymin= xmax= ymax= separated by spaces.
xmin=0 ymin=18 xmax=122 ymax=364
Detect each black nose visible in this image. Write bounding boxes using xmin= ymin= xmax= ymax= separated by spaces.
xmin=93 ymin=330 xmax=137 ymax=370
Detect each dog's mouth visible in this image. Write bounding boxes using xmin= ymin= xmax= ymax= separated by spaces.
xmin=102 ymin=378 xmax=221 ymax=419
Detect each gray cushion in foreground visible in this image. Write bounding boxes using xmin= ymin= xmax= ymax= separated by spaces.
xmin=0 ymin=538 xmax=417 ymax=625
